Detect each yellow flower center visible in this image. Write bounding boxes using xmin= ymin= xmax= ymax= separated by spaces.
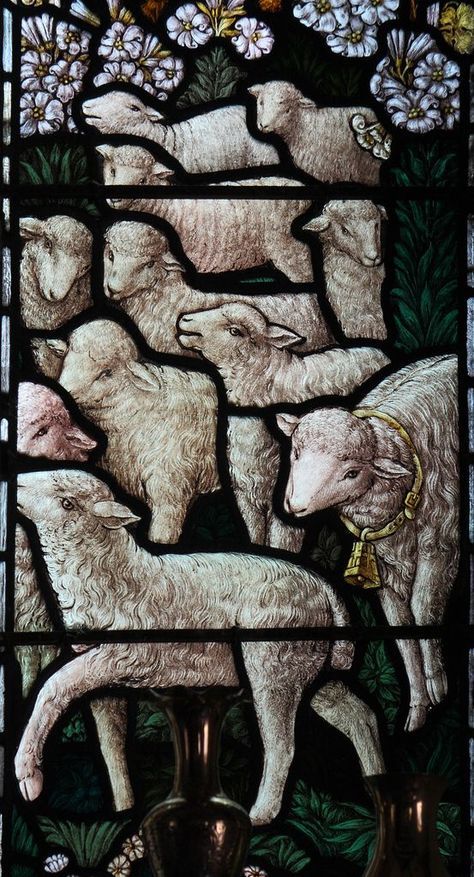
xmin=316 ymin=0 xmax=331 ymax=12
xmin=408 ymin=107 xmax=425 ymax=118
xmin=364 ymin=133 xmax=375 ymax=146
xmin=32 ymin=106 xmax=45 ymax=120
xmin=114 ymin=38 xmax=124 ymax=49
xmin=432 ymin=67 xmax=444 ymax=81
xmin=371 ymin=0 xmax=381 ymax=5
xmin=251 ymin=30 xmax=262 ymax=41
xmin=348 ymin=30 xmax=363 ymax=42
xmin=117 ymin=73 xmax=129 ymax=80
xmin=443 ymin=103 xmax=455 ymax=115
xmin=166 ymin=69 xmax=175 ymax=78
xmin=65 ymin=31 xmax=76 ymax=44
xmin=35 ymin=63 xmax=48 ymax=76
xmin=59 ymin=73 xmax=73 ymax=84
xmin=183 ymin=20 xmax=194 ymax=29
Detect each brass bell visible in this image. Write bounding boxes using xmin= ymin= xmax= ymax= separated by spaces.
xmin=344 ymin=540 xmax=381 ymax=589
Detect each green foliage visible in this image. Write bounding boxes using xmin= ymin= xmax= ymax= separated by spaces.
xmin=390 ymin=200 xmax=457 ymax=352
xmin=12 ymin=809 xmax=39 ymax=858
xmin=61 ymin=710 xmax=87 ymax=743
xmin=177 ymin=46 xmax=246 ymax=108
xmin=38 ymin=817 xmax=127 ymax=868
xmin=437 ymin=803 xmax=460 ymax=860
xmin=136 ymin=699 xmax=171 ymax=742
xmin=12 ymin=866 xmax=37 ymax=877
xmin=399 ymin=703 xmax=461 ymax=794
xmin=47 ymin=754 xmax=104 ymax=814
xmin=189 ymin=495 xmax=238 ymax=544
xmin=264 ymin=27 xmax=364 ymax=97
xmin=310 ymin=526 xmax=342 ymax=571
xmin=249 ymin=832 xmax=311 ymax=873
xmin=19 ymin=143 xmax=98 ymax=214
xmin=223 ymin=702 xmax=252 ymax=748
xmin=351 ymin=592 xmax=378 ymax=626
xmin=358 ymin=640 xmax=400 ymax=732
xmin=390 ymin=142 xmax=458 ymax=187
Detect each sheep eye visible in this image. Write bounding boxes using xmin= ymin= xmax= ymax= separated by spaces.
xmin=43 ymin=239 xmax=52 ymax=252
xmin=228 ymin=327 xmax=243 ymax=337
xmin=292 ymin=447 xmax=300 ymax=461
xmin=341 ymin=226 xmax=351 ymax=237
xmin=33 ymin=426 xmax=49 ymax=439
xmin=145 ymin=260 xmax=155 ymax=269
xmin=110 ymin=168 xmax=116 ymax=179
xmin=61 ymin=498 xmax=74 ymax=510
xmin=128 ymin=104 xmax=141 ymax=113
xmin=98 ymin=368 xmax=112 ymax=379
xmin=106 ymin=248 xmax=114 ymax=263
xmin=344 ymin=469 xmax=360 ymax=479
xmin=138 ymin=177 xmax=146 ymax=185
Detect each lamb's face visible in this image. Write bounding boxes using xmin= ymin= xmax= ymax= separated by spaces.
xmin=17 ymin=469 xmax=139 ymax=539
xmin=20 ymin=217 xmax=91 ymax=302
xmin=58 ymin=321 xmax=138 ymax=406
xmin=177 ymin=303 xmax=266 ymax=364
xmin=104 ymin=230 xmax=171 ymax=299
xmin=249 ymin=82 xmax=302 ymax=134
xmin=277 ymin=410 xmax=376 ymax=516
xmin=97 ymin=145 xmax=173 ymax=209
xmin=82 ymin=91 xmax=165 ymax=135
xmin=315 ymin=202 xmax=384 ymax=267
xmin=17 ymin=382 xmax=97 ymax=461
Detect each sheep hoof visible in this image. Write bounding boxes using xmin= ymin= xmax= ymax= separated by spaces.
xmin=404 ymin=704 xmax=429 ymax=733
xmin=249 ymin=803 xmax=278 ymax=826
xmin=18 ymin=768 xmax=44 ymax=801
xmin=426 ymin=671 xmax=448 ymax=705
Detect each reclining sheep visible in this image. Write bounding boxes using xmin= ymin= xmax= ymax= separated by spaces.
xmin=103 ymin=221 xmax=333 ymax=355
xmin=97 ymin=144 xmax=315 ymax=282
xmin=248 ymin=81 xmax=385 ymax=185
xmin=303 ymin=201 xmax=387 ymax=340
xmin=20 ymin=216 xmax=93 ymax=330
xmin=52 ymin=318 xmax=303 ymax=550
xmin=16 ymin=468 xmax=384 ymax=823
xmin=277 ymin=355 xmax=458 ymax=732
xmin=178 ymin=302 xmax=390 ymax=406
xmin=82 ymin=89 xmax=280 ymax=173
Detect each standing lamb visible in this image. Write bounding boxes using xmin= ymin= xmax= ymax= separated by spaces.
xmin=248 ymin=81 xmax=385 ymax=185
xmin=16 ymin=468 xmax=385 ymax=823
xmin=97 ymin=145 xmax=314 ymax=282
xmin=103 ymin=221 xmax=333 ymax=354
xmin=82 ymin=89 xmax=280 ymax=172
xmin=277 ymin=355 xmax=458 ymax=732
xmin=178 ymin=302 xmax=390 ymax=406
xmin=53 ymin=318 xmax=302 ymax=550
xmin=303 ymin=201 xmax=387 ymax=340
xmin=20 ymin=216 xmax=93 ymax=330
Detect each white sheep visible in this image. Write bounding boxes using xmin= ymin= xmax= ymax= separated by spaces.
xmin=178 ymin=302 xmax=390 ymax=406
xmin=248 ymin=81 xmax=383 ymax=185
xmin=82 ymin=89 xmax=279 ymax=172
xmin=103 ymin=221 xmax=334 ymax=354
xmin=303 ymin=201 xmax=388 ymax=340
xmin=16 ymin=468 xmax=384 ymax=823
xmin=20 ymin=216 xmax=93 ymax=330
xmin=277 ymin=355 xmax=458 ymax=732
xmin=96 ymin=144 xmax=315 ymax=282
xmin=53 ymin=318 xmax=302 ymax=551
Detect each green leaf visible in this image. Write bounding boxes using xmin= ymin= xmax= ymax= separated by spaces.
xmin=12 ymin=809 xmax=39 ymax=857
xmin=38 ymin=817 xmax=128 ymax=868
xmin=136 ymin=699 xmax=171 ymax=742
xmin=177 ymin=46 xmax=246 ymax=108
xmin=310 ymin=525 xmax=342 ymax=571
xmin=250 ymin=832 xmax=311 ymax=872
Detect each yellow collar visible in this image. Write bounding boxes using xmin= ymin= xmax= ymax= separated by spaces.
xmin=339 ymin=407 xmax=423 ymax=544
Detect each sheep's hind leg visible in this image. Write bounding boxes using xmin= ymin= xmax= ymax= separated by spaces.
xmin=311 ymin=681 xmax=385 ymax=774
xmin=411 ymin=554 xmax=455 ymax=706
xmin=90 ymin=697 xmax=134 ymax=811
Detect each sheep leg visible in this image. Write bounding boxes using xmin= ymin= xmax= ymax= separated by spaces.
xmin=270 ymin=240 xmax=313 ymax=283
xmin=15 ymin=645 xmax=59 ymax=698
xmin=410 ymin=553 xmax=454 ymax=706
xmin=377 ymin=586 xmax=430 ymax=732
xmin=266 ymin=513 xmax=304 ymax=553
xmin=89 ymin=697 xmax=134 ymax=811
xmin=232 ymin=488 xmax=267 ymax=544
xmin=310 ymin=681 xmax=385 ymax=775
xmin=148 ymin=488 xmax=191 ymax=543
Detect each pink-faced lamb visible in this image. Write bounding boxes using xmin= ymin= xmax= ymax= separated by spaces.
xmin=178 ymin=302 xmax=390 ymax=406
xmin=16 ymin=468 xmax=385 ymax=824
xmin=277 ymin=355 xmax=458 ymax=732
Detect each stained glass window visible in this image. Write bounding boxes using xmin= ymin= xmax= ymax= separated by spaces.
xmin=0 ymin=0 xmax=472 ymax=874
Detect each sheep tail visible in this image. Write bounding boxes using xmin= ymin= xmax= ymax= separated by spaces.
xmin=327 ymin=587 xmax=354 ymax=671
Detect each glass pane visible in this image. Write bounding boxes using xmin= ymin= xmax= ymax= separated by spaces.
xmin=1 ymin=248 xmax=10 ymax=308
xmin=2 ymin=8 xmax=12 ymax=74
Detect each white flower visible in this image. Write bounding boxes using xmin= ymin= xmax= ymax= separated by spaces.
xmin=370 ymin=56 xmax=405 ymax=100
xmin=20 ymin=90 xmax=64 ymax=136
xmin=243 ymin=867 xmax=268 ymax=877
xmin=107 ymin=855 xmax=131 ymax=877
xmin=56 ymin=21 xmax=90 ymax=56
xmin=350 ymin=0 xmax=399 ymax=26
xmin=350 ymin=114 xmax=392 ymax=159
xmin=21 ymin=14 xmax=55 ymax=52
xmin=386 ymin=28 xmax=436 ymax=64
xmin=167 ymin=4 xmax=213 ymax=49
xmin=21 ymin=49 xmax=52 ymax=91
xmin=293 ymin=0 xmax=349 ymax=33
xmin=44 ymin=853 xmax=69 ymax=874
xmin=232 ymin=17 xmax=274 ymax=59
xmin=94 ymin=60 xmax=145 ymax=88
xmin=122 ymin=834 xmax=145 ymax=861
xmin=413 ymin=51 xmax=460 ymax=98
xmin=98 ymin=22 xmax=144 ymax=62
xmin=387 ymin=88 xmax=442 ymax=132
xmin=43 ymin=58 xmax=88 ymax=102
xmin=152 ymin=56 xmax=185 ymax=91
xmin=439 ymin=90 xmax=460 ymax=128
xmin=138 ymin=33 xmax=166 ymax=71
xmin=66 ymin=104 xmax=78 ymax=132
xmin=326 ymin=15 xmax=378 ymax=56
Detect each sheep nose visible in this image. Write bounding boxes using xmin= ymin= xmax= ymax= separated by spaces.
xmin=284 ymin=495 xmax=307 ymax=516
xmin=106 ymin=284 xmax=122 ymax=299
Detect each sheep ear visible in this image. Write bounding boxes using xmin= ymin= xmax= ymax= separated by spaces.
xmin=45 ymin=339 xmax=68 ymax=358
xmin=276 ymin=413 xmax=301 ymax=436
xmin=161 ymin=251 xmax=185 ymax=274
xmin=146 ymin=108 xmax=165 ymax=125
xmin=126 ymin=360 xmax=160 ymax=392
xmin=96 ymin=145 xmax=113 ymax=160
xmin=378 ymin=205 xmax=388 ymax=220
xmin=372 ymin=457 xmax=411 ymax=479
xmin=19 ymin=218 xmax=44 ymax=240
xmin=92 ymin=500 xmax=141 ymax=529
xmin=265 ymin=324 xmax=305 ymax=349
xmin=248 ymin=85 xmax=262 ymax=98
xmin=303 ymin=215 xmax=330 ymax=233
xmin=152 ymin=164 xmax=174 ymax=181
xmin=298 ymin=96 xmax=314 ymax=109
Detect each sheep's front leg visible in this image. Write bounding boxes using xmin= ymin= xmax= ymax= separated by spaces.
xmin=147 ymin=486 xmax=192 ymax=543
xmin=411 ymin=552 xmax=457 ymax=706
xmin=271 ymin=239 xmax=314 ymax=283
xmin=89 ymin=697 xmax=134 ymax=811
xmin=311 ymin=681 xmax=385 ymax=774
xmin=266 ymin=514 xmax=304 ymax=554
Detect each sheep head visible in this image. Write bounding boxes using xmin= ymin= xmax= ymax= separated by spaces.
xmin=96 ymin=145 xmax=173 ymax=208
xmin=248 ymin=81 xmax=314 ymax=135
xmin=17 ymin=470 xmax=140 ymax=543
xmin=57 ymin=319 xmax=141 ymax=405
xmin=277 ymin=408 xmax=411 ymax=517
xmin=178 ymin=302 xmax=304 ymax=367
xmin=17 ymin=382 xmax=97 ymax=462
xmin=82 ymin=90 xmax=165 ymax=135
xmin=20 ymin=216 xmax=92 ymax=302
xmin=104 ymin=221 xmax=184 ymax=300
xmin=304 ymin=201 xmax=387 ymax=267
